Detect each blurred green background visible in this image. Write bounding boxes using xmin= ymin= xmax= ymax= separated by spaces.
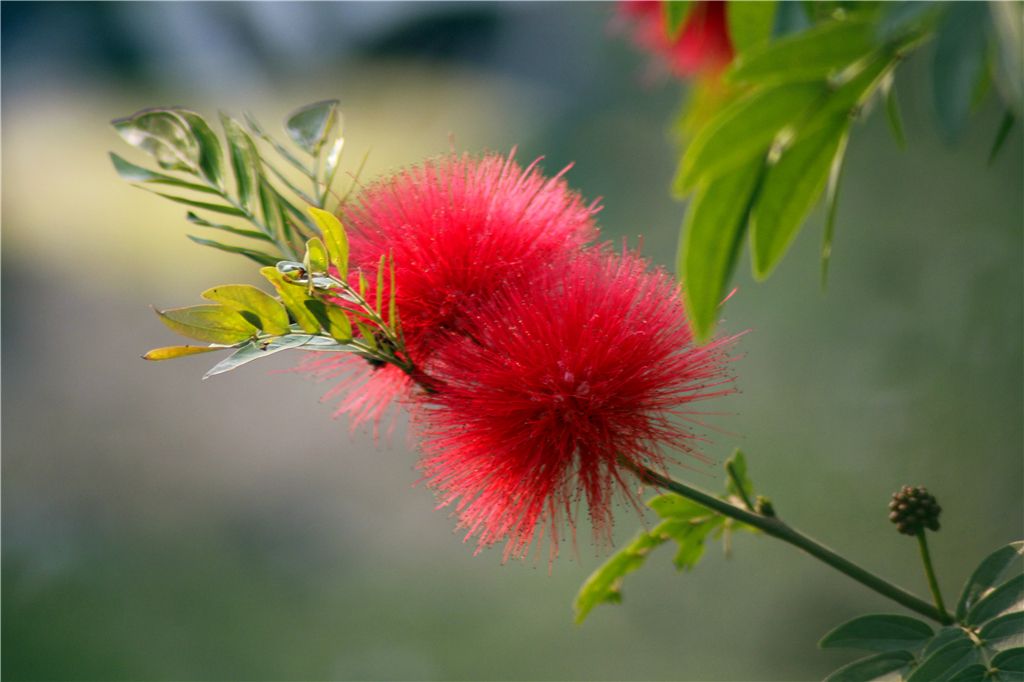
xmin=2 ymin=2 xmax=1021 ymax=680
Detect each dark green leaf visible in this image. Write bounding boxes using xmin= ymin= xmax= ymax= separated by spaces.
xmin=574 ymin=530 xmax=666 ymax=624
xmin=112 ymin=108 xmax=199 ymax=173
xmin=771 ymin=0 xmax=810 ymax=39
xmin=989 ymin=111 xmax=1017 ymax=165
xmin=679 ymin=161 xmax=762 ymax=343
xmin=185 ymin=211 xmax=273 ymax=243
xmin=109 ymin=153 xmax=219 ymax=194
xmin=676 ymin=82 xmax=824 ymax=193
xmin=945 ymin=664 xmax=989 ymax=682
xmin=885 ymin=82 xmax=907 ymax=149
xmin=924 ymin=627 xmax=971 ymax=658
xmin=663 ymin=1 xmax=691 ymax=40
xmin=820 ymin=614 xmax=935 ymax=652
xmin=178 ymin=110 xmax=224 ymax=190
xmin=751 ymin=116 xmax=849 ymax=280
xmin=824 ymin=650 xmax=915 ymax=682
xmin=933 ymin=2 xmax=990 ymax=141
xmin=729 ymin=18 xmax=875 ymax=85
xmin=258 ymin=177 xmax=288 ymax=245
xmin=186 ymin=236 xmax=280 ymax=266
xmin=203 ymin=334 xmax=353 ymax=379
xmin=155 ymin=304 xmax=257 ymax=345
xmin=261 ymin=266 xmax=321 ymax=334
xmin=201 ymin=284 xmax=291 ymax=336
xmin=143 ymin=344 xmax=226 ymax=361
xmin=967 ymin=574 xmax=1024 ymax=627
xmin=144 ymin=190 xmax=246 ymax=217
xmin=993 ymin=647 xmax=1024 ymax=674
xmin=285 ymin=99 xmax=339 ymax=156
xmin=983 ymin=612 xmax=1024 ymax=651
xmin=726 ymin=1 xmax=777 ymax=54
xmin=957 ymin=542 xmax=1024 ymax=621
xmin=877 ymin=1 xmax=942 ymax=44
xmin=907 ymin=638 xmax=983 ymax=682
xmin=219 ymin=114 xmax=261 ymax=214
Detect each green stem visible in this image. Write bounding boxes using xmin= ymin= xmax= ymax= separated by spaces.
xmin=916 ymin=531 xmax=951 ymax=622
xmin=624 ymin=461 xmax=953 ymax=625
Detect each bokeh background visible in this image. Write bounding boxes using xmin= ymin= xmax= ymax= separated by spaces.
xmin=3 ymin=2 xmax=1021 ymax=680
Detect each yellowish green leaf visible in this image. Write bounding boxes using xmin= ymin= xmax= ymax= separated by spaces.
xmin=308 ymin=207 xmax=349 ymax=278
xmin=260 ymin=267 xmax=321 ymax=334
xmin=155 ymin=304 xmax=258 ymax=344
xmin=201 ymin=284 xmax=291 ymax=335
xmin=143 ymin=345 xmax=226 ymax=361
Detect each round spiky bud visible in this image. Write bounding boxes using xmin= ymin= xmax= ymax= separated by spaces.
xmin=888 ymin=485 xmax=942 ymax=535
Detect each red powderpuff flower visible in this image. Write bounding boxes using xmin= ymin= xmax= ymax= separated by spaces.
xmin=414 ymin=249 xmax=737 ymax=561
xmin=298 ymin=151 xmax=599 ymax=430
xmin=620 ymin=0 xmax=734 ymax=78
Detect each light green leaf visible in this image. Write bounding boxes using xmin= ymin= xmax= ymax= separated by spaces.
xmin=679 ymin=161 xmax=762 ymax=343
xmin=820 ymin=124 xmax=850 ymax=289
xmin=729 ymin=18 xmax=875 ymax=85
xmin=663 ymin=1 xmax=691 ymax=40
xmin=308 ymin=207 xmax=349 ymax=278
xmin=990 ymin=0 xmax=1024 ymax=116
xmin=751 ymin=116 xmax=848 ymax=280
xmin=820 ymin=614 xmax=935 ymax=652
xmin=967 ymin=574 xmax=1024 ymax=627
xmin=676 ymin=82 xmax=824 ymax=193
xmin=285 ymin=99 xmax=339 ymax=156
xmin=724 ymin=449 xmax=754 ymax=505
xmin=201 ymin=284 xmax=291 ymax=336
xmin=143 ymin=345 xmax=227 ymax=361
xmin=648 ymin=493 xmax=714 ymax=522
xmin=109 ymin=153 xmax=218 ymax=194
xmin=186 ymin=236 xmax=280 ymax=266
xmin=112 ymin=108 xmax=199 ymax=173
xmin=185 ymin=211 xmax=273 ymax=243
xmin=219 ymin=114 xmax=261 ymax=214
xmin=321 ymin=136 xmax=346 ymax=204
xmin=304 ymin=300 xmax=353 ymax=343
xmin=574 ymin=530 xmax=665 ymax=624
xmin=261 ymin=266 xmax=321 ymax=334
xmin=824 ymin=650 xmax=915 ymax=682
xmin=656 ymin=517 xmax=718 ymax=571
xmin=906 ymin=639 xmax=982 ymax=682
xmin=375 ymin=254 xmax=385 ymax=315
xmin=982 ymin=612 xmax=1024 ymax=651
xmin=305 ymin=237 xmax=329 ymax=274
xmin=933 ymin=2 xmax=990 ymax=141
xmin=726 ymin=1 xmax=777 ymax=54
xmin=155 ymin=304 xmax=258 ymax=344
xmin=957 ymin=542 xmax=1024 ymax=621
xmin=885 ymin=83 xmax=908 ymax=149
xmin=178 ymin=110 xmax=224 ymax=190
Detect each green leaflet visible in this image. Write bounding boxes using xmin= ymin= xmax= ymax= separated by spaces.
xmin=678 ymin=161 xmax=762 ymax=344
xmin=750 ymin=116 xmax=849 ymax=280
xmin=957 ymin=542 xmax=1024 ymax=621
xmin=819 ymin=614 xmax=935 ymax=652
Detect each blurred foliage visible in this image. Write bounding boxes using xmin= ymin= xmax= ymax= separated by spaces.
xmin=672 ymin=1 xmax=1023 ymax=341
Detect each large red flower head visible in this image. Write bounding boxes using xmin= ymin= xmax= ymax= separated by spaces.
xmin=620 ymin=0 xmax=734 ymax=78
xmin=299 ymin=151 xmax=600 ymax=429
xmin=415 ymin=249 xmax=736 ymax=561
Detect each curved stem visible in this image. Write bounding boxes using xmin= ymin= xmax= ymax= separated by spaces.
xmin=917 ymin=531 xmax=951 ymax=622
xmin=624 ymin=461 xmax=953 ymax=625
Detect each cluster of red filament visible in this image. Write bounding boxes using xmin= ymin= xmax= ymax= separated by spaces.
xmin=302 ymin=150 xmax=736 ymax=561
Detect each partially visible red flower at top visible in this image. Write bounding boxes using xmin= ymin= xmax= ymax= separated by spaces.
xmin=298 ymin=152 xmax=599 ymax=430
xmin=620 ymin=0 xmax=734 ymax=78
xmin=414 ymin=249 xmax=736 ymax=561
